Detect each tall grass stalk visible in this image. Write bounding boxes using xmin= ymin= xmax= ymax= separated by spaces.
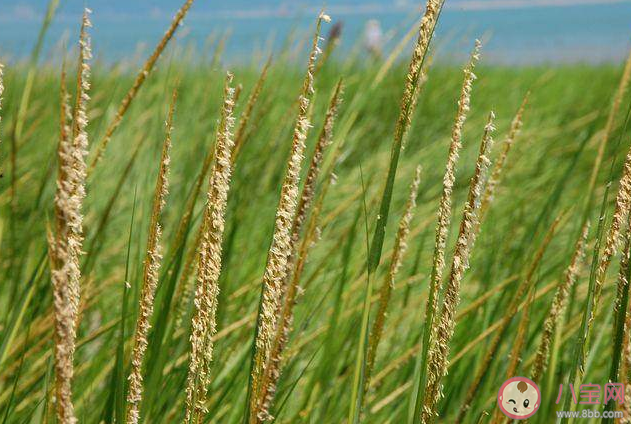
xmin=125 ymin=89 xmax=176 ymax=424
xmin=89 ymin=0 xmax=196 ymax=171
xmin=47 ymin=11 xmax=92 ymax=423
xmin=350 ymin=2 xmax=443 ymax=422
xmin=591 ymin=149 xmax=631 ymax=324
xmin=366 ymin=0 xmax=442 ymax=276
xmin=247 ymin=12 xmax=328 ymax=423
xmin=184 ymin=73 xmax=236 ymax=424
xmin=365 ymin=165 xmax=421 ymax=393
xmin=422 ymin=111 xmax=495 ymax=424
xmin=410 ymin=39 xmax=480 ymax=424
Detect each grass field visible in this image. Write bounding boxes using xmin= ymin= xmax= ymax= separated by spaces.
xmin=2 ymin=2 xmax=631 ymax=424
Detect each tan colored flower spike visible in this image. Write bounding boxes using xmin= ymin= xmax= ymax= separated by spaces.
xmin=48 ymin=10 xmax=92 ymax=424
xmin=126 ymin=89 xmax=176 ymax=424
xmin=257 ymin=79 xmax=344 ymax=417
xmin=423 ymin=111 xmax=496 ymax=424
xmin=248 ymin=11 xmax=328 ymax=424
xmin=413 ymin=40 xmax=480 ymax=422
xmin=425 ymin=38 xmax=481 ymax=354
xmin=184 ymin=72 xmax=237 ymax=424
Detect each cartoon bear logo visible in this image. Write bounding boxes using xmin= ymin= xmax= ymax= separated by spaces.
xmin=497 ymin=377 xmax=540 ymax=420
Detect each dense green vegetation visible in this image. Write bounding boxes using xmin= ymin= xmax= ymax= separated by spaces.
xmin=1 ymin=10 xmax=631 ymax=423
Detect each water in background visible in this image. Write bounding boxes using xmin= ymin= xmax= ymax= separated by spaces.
xmin=1 ymin=1 xmax=631 ymax=65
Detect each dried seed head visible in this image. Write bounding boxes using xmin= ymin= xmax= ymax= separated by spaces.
xmin=49 ymin=12 xmax=92 ymax=423
xmin=126 ymin=89 xmax=176 ymax=424
xmin=184 ymin=73 xmax=237 ymax=424
xmin=423 ymin=111 xmax=495 ymax=422
xmin=395 ymin=0 xmax=442 ymax=145
xmin=257 ymin=80 xmax=345 ymax=415
xmin=426 ymin=39 xmax=482 ymax=328
xmin=250 ymin=13 xmax=329 ymax=423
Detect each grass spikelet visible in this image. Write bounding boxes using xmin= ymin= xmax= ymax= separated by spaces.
xmin=365 ymin=165 xmax=421 ymax=391
xmin=184 ymin=72 xmax=236 ymax=424
xmin=125 ymin=89 xmax=176 ymax=424
xmin=256 ymin=79 xmax=344 ymax=416
xmin=531 ymin=222 xmax=588 ymax=383
xmin=480 ymin=91 xmax=528 ymax=218
xmin=422 ymin=111 xmax=496 ymax=424
xmin=170 ymin=128 xmax=221 ymax=329
xmin=233 ymin=57 xmax=271 ymax=161
xmin=68 ymin=7 xmax=92 ymax=323
xmin=247 ymin=12 xmax=327 ymax=423
xmin=411 ymin=40 xmax=480 ymax=421
xmin=89 ymin=0 xmax=196 ymax=171
xmin=286 ymin=79 xmax=344 ymax=283
xmin=47 ymin=11 xmax=91 ymax=423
